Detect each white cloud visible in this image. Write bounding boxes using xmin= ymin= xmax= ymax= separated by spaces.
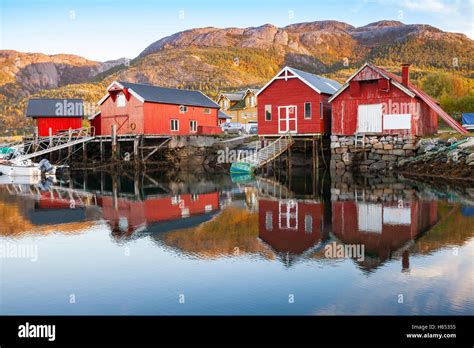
xmin=401 ymin=0 xmax=458 ymax=14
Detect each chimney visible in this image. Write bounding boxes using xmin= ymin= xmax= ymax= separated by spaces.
xmin=401 ymin=63 xmax=410 ymax=86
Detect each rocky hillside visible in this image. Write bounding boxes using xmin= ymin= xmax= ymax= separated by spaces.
xmin=140 ymin=20 xmax=473 ymax=70
xmin=0 ymin=50 xmax=127 ymax=97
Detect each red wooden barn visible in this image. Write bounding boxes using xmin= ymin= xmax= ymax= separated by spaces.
xmin=257 ymin=66 xmax=341 ymax=136
xmin=26 ymin=98 xmax=83 ymax=136
xmin=329 ymin=62 xmax=467 ymax=136
xmin=95 ymin=81 xmax=221 ymax=136
xmin=258 ymin=198 xmax=325 ymax=254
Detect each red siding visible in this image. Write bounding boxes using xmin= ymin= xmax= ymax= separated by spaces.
xmin=257 ymin=78 xmax=329 ymax=135
xmin=331 ymin=66 xmax=438 ymax=136
xmin=36 ymin=117 xmax=82 ymax=137
xmin=143 ymin=103 xmax=218 ymax=135
xmin=98 ymin=94 xmax=219 ymax=136
xmin=99 ymin=94 xmax=144 ymax=135
xmin=90 ymin=116 xmax=101 ymax=136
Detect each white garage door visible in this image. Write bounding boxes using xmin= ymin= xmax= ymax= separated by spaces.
xmin=357 ymin=104 xmax=382 ymax=133
xmin=358 ymin=203 xmax=382 ymax=233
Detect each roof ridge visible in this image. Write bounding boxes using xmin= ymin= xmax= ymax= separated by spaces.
xmin=118 ymin=80 xmax=205 ymax=94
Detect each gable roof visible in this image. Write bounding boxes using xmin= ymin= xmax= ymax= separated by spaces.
xmin=220 ymin=92 xmax=245 ymax=101
xmin=257 ymin=66 xmax=341 ymax=96
xmin=328 ymin=62 xmax=467 ymax=134
xmin=218 ymin=111 xmax=232 ymax=119
xmin=99 ymin=81 xmax=220 ymax=109
xmin=26 ymin=99 xmax=84 ymax=117
xmin=219 ymin=88 xmax=259 ymax=103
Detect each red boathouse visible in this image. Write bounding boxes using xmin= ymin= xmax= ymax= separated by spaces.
xmin=95 ymin=81 xmax=221 ymax=136
xmin=329 ymin=62 xmax=467 ymax=136
xmin=256 ymin=66 xmax=341 ymax=136
xmin=26 ymin=99 xmax=84 ymax=136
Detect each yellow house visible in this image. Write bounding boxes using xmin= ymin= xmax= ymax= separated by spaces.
xmin=216 ymin=89 xmax=258 ymax=131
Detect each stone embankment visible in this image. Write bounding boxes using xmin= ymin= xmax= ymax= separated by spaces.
xmin=330 ymin=134 xmax=417 ymax=173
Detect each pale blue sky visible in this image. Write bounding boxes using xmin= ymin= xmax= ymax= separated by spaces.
xmin=0 ymin=0 xmax=472 ymax=61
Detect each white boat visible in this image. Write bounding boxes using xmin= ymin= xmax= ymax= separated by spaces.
xmin=0 ymin=159 xmax=56 ymax=177
xmin=0 ymin=162 xmax=42 ymax=177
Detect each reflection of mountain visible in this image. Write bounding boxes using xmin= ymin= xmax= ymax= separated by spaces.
xmin=414 ymin=204 xmax=474 ymax=254
xmin=153 ymin=207 xmax=273 ymax=259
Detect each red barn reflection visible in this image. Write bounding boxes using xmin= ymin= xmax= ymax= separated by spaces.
xmin=332 ymin=199 xmax=438 ymax=269
xmin=99 ymin=192 xmax=220 ymax=239
xmin=258 ymin=198 xmax=325 ymax=255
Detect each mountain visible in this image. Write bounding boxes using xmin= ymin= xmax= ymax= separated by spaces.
xmin=0 ymin=51 xmax=127 ymax=97
xmin=0 ymin=20 xmax=473 ymax=134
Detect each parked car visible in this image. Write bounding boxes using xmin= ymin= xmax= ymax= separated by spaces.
xmin=248 ymin=124 xmax=258 ymax=134
xmin=221 ymin=122 xmax=246 ymax=135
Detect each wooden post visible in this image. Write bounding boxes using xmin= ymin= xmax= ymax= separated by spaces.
xmin=49 ymin=128 xmax=53 ymax=162
xmin=68 ymin=128 xmax=73 ymax=160
xmin=33 ymin=127 xmax=39 ymax=153
xmin=112 ymin=173 xmax=118 ymax=211
xmin=133 ymin=136 xmax=139 ymax=166
xmin=288 ymin=145 xmax=292 ymax=177
xmin=82 ymin=142 xmax=87 ymax=164
xmin=99 ymin=138 xmax=104 ymax=162
xmin=111 ymin=124 xmax=117 ymax=161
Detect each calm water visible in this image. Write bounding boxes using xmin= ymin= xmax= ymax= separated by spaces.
xmin=0 ymin=170 xmax=473 ymax=315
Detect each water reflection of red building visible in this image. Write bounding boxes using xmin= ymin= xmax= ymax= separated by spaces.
xmin=258 ymin=199 xmax=326 ymax=255
xmin=99 ymin=192 xmax=220 ymax=239
xmin=332 ymin=199 xmax=438 ymax=270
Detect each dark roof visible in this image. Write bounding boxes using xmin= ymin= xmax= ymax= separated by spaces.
xmin=118 ymin=81 xmax=220 ymax=108
xmin=26 ymin=99 xmax=84 ymax=117
xmin=218 ymin=111 xmax=231 ymax=119
xmin=228 ymin=99 xmax=246 ymax=111
xmin=289 ymin=67 xmax=341 ymax=94
xmin=27 ymin=208 xmax=86 ymax=225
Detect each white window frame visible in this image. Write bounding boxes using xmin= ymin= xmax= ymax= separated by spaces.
xmin=304 ymin=102 xmax=312 ymax=119
xmin=265 ymin=105 xmax=272 ymax=121
xmin=116 ymin=93 xmax=126 ymax=107
xmin=171 ymin=119 xmax=179 ymax=132
xmin=179 ymin=105 xmax=188 ymax=114
xmin=249 ymin=95 xmax=256 ymax=107
xmin=189 ymin=120 xmax=198 ymax=133
xmin=265 ymin=211 xmax=273 ymax=231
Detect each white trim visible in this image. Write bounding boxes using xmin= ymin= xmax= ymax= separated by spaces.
xmin=304 ymin=102 xmax=312 ymax=119
xmin=256 ymin=66 xmax=327 ymax=97
xmin=278 ymin=105 xmax=298 ymax=134
xmin=264 ymin=104 xmax=272 ymax=121
xmin=189 ymin=119 xmax=198 ymax=133
xmin=328 ymin=63 xmax=416 ymax=102
xmin=170 ymin=119 xmax=179 ymax=132
xmin=98 ymin=80 xmax=145 ymax=105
